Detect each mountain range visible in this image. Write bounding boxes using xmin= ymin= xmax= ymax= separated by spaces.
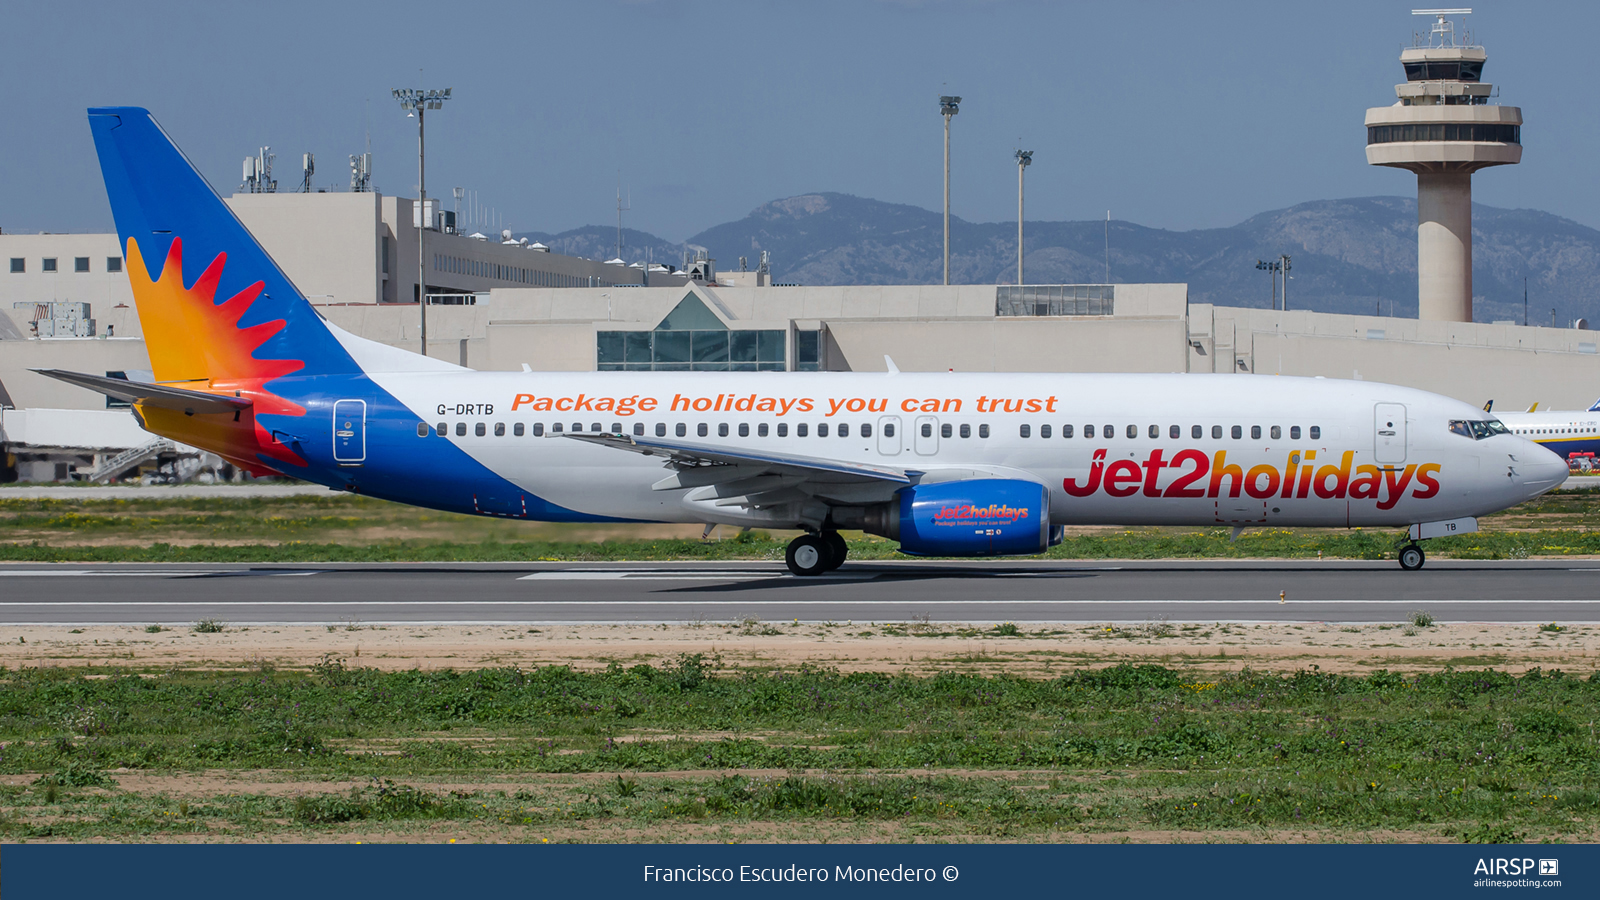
xmin=518 ymin=193 xmax=1600 ymax=325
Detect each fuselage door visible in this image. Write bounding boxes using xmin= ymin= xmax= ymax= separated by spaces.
xmin=1374 ymin=402 xmax=1406 ymax=465
xmin=877 ymin=416 xmax=901 ymax=455
xmin=333 ymin=399 xmax=367 ymax=466
xmin=914 ymin=416 xmax=939 ymax=456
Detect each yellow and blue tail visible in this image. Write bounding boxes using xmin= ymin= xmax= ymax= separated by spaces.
xmin=89 ymin=107 xmax=359 ymax=384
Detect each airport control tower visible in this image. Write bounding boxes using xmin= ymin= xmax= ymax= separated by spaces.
xmin=1365 ymin=9 xmax=1521 ymax=322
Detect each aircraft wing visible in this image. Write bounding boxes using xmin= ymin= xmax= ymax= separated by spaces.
xmin=562 ymin=431 xmax=912 ymax=485
xmin=32 ymin=368 xmax=252 ymax=414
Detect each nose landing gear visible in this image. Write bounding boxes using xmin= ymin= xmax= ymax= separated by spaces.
xmin=785 ymin=531 xmax=850 ymax=576
xmin=1398 ymin=543 xmax=1426 ymax=571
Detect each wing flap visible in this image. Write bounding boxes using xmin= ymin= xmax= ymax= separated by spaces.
xmin=32 ymin=369 xmax=251 ymax=414
xmin=562 ymin=432 xmax=911 ymax=484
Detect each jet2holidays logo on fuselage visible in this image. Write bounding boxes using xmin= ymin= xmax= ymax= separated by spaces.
xmin=1063 ymin=449 xmax=1441 ymax=510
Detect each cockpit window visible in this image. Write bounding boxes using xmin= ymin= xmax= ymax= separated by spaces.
xmin=1449 ymin=419 xmax=1511 ymax=440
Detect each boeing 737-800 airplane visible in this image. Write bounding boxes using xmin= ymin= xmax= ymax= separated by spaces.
xmin=39 ymin=108 xmax=1570 ymax=574
xmin=1492 ymin=398 xmax=1600 ymax=463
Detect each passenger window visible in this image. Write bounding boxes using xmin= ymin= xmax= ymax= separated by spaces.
xmin=1270 ymin=425 xmax=1281 ymax=439
xmin=1211 ymin=425 xmax=1222 ymax=439
xmin=941 ymin=423 xmax=952 ymax=438
xmin=436 ymin=422 xmax=447 ymax=436
xmin=1309 ymin=426 xmax=1321 ymax=440
xmin=611 ymin=422 xmax=621 ymax=433
xmin=475 ymin=423 xmax=487 ymax=437
xmin=1191 ymin=425 xmax=1202 ymax=439
xmin=533 ymin=423 xmax=545 ymax=436
xmin=1148 ymin=424 xmax=1159 ymax=439
xmin=958 ymin=423 xmax=969 ymax=438
xmin=1085 ymin=424 xmax=1095 ymax=438
xmin=1169 ymin=425 xmax=1179 ymax=439
xmin=515 ymin=423 xmax=526 ymax=436
xmin=592 ymin=423 xmax=602 ymax=432
xmin=883 ymin=422 xmax=893 ymax=437
xmin=1250 ymin=426 xmax=1260 ymax=439
xmin=1020 ymin=424 xmax=1031 ymax=438
xmin=758 ymin=423 xmax=769 ymax=437
xmin=1062 ymin=424 xmax=1073 ymax=438
xmin=1126 ymin=425 xmax=1138 ymax=440
xmin=1290 ymin=426 xmax=1301 ymax=440
xmin=838 ymin=423 xmax=849 ymax=438
xmin=981 ymin=424 xmax=991 ymax=439
xmin=676 ymin=423 xmax=686 ymax=437
xmin=1041 ymin=424 xmax=1052 ymax=438
xmin=494 ymin=423 xmax=506 ymax=436
xmin=921 ymin=423 xmax=932 ymax=438
xmin=655 ymin=423 xmax=666 ymax=437
xmin=736 ymin=423 xmax=748 ymax=437
xmin=416 ymin=422 xmax=429 ymax=437
xmin=1231 ymin=425 xmax=1242 ymax=439
xmin=818 ymin=423 xmax=830 ymax=437
xmin=698 ymin=423 xmax=709 ymax=437
xmin=1102 ymin=425 xmax=1113 ymax=439
xmin=778 ymin=423 xmax=789 ymax=437
xmin=456 ymin=422 xmax=467 ymax=437
xmin=718 ymin=423 xmax=729 ymax=437
xmin=633 ymin=423 xmax=644 ymax=436
xmin=860 ymin=423 xmax=871 ymax=438
xmin=552 ymin=422 xmax=564 ymax=433
xmin=798 ymin=424 xmax=809 ymax=437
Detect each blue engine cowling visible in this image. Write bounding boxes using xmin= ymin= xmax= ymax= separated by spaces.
xmin=895 ymin=478 xmax=1051 ymax=557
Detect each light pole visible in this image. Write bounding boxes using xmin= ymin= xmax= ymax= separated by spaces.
xmin=940 ymin=95 xmax=960 ymax=285
xmin=1279 ymin=254 xmax=1292 ymax=311
xmin=1014 ymin=150 xmax=1032 ymax=286
xmin=1255 ymin=258 xmax=1281 ymax=309
xmin=392 ymin=87 xmax=452 ymax=357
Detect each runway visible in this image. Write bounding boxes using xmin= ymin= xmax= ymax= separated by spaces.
xmin=0 ymin=559 xmax=1597 ymax=625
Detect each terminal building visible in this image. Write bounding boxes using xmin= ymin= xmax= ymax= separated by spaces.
xmin=2 ymin=11 xmax=1595 ymax=482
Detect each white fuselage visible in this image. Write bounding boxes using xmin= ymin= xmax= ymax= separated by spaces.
xmin=358 ymin=369 xmax=1568 ymax=529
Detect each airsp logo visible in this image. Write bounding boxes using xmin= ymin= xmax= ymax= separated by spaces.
xmin=1539 ymin=859 xmax=1559 ymax=877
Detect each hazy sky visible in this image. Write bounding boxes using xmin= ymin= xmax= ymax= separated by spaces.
xmin=3 ymin=1 xmax=1593 ymax=241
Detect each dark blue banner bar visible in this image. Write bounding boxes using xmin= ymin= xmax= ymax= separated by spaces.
xmin=3 ymin=843 xmax=1593 ymax=899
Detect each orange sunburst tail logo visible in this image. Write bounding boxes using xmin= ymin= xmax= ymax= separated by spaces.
xmin=127 ymin=236 xmax=308 ymax=468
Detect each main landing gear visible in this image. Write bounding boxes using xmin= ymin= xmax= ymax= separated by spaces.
xmin=785 ymin=531 xmax=849 ymax=576
xmin=1398 ymin=543 xmax=1426 ymax=571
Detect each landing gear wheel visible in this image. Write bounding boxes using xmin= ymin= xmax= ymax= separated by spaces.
xmin=786 ymin=534 xmax=832 ymax=576
xmin=822 ymin=531 xmax=848 ymax=571
xmin=1398 ymin=544 xmax=1426 ymax=571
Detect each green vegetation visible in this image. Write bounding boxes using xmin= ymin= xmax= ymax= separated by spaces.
xmin=1 ymin=488 xmax=1598 ymax=562
xmin=0 ymin=660 xmax=1595 ymax=841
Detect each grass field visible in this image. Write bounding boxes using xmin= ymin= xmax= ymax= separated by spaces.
xmin=2 ymin=486 xmax=1600 ymax=562
xmin=0 ymin=659 xmax=1595 ymax=843
xmin=3 ymin=486 xmax=1596 ymax=843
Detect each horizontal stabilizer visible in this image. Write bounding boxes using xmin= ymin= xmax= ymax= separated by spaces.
xmin=32 ymin=369 xmax=252 ymax=415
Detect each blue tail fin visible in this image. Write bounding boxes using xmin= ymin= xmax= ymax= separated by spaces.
xmin=1590 ymin=397 xmax=1600 ymax=413
xmin=87 ymin=107 xmax=358 ymax=383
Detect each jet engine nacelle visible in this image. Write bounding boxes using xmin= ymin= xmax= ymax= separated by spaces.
xmin=833 ymin=478 xmax=1052 ymax=557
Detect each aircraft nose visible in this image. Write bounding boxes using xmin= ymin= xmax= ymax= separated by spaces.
xmin=1516 ymin=443 xmax=1569 ymax=495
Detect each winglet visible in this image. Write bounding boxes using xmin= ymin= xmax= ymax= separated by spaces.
xmin=884 ymin=355 xmax=900 ymax=376
xmin=1588 ymin=396 xmax=1600 ymax=413
xmin=1482 ymin=399 xmax=1494 ymax=413
xmin=1527 ymin=402 xmax=1539 ymax=413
